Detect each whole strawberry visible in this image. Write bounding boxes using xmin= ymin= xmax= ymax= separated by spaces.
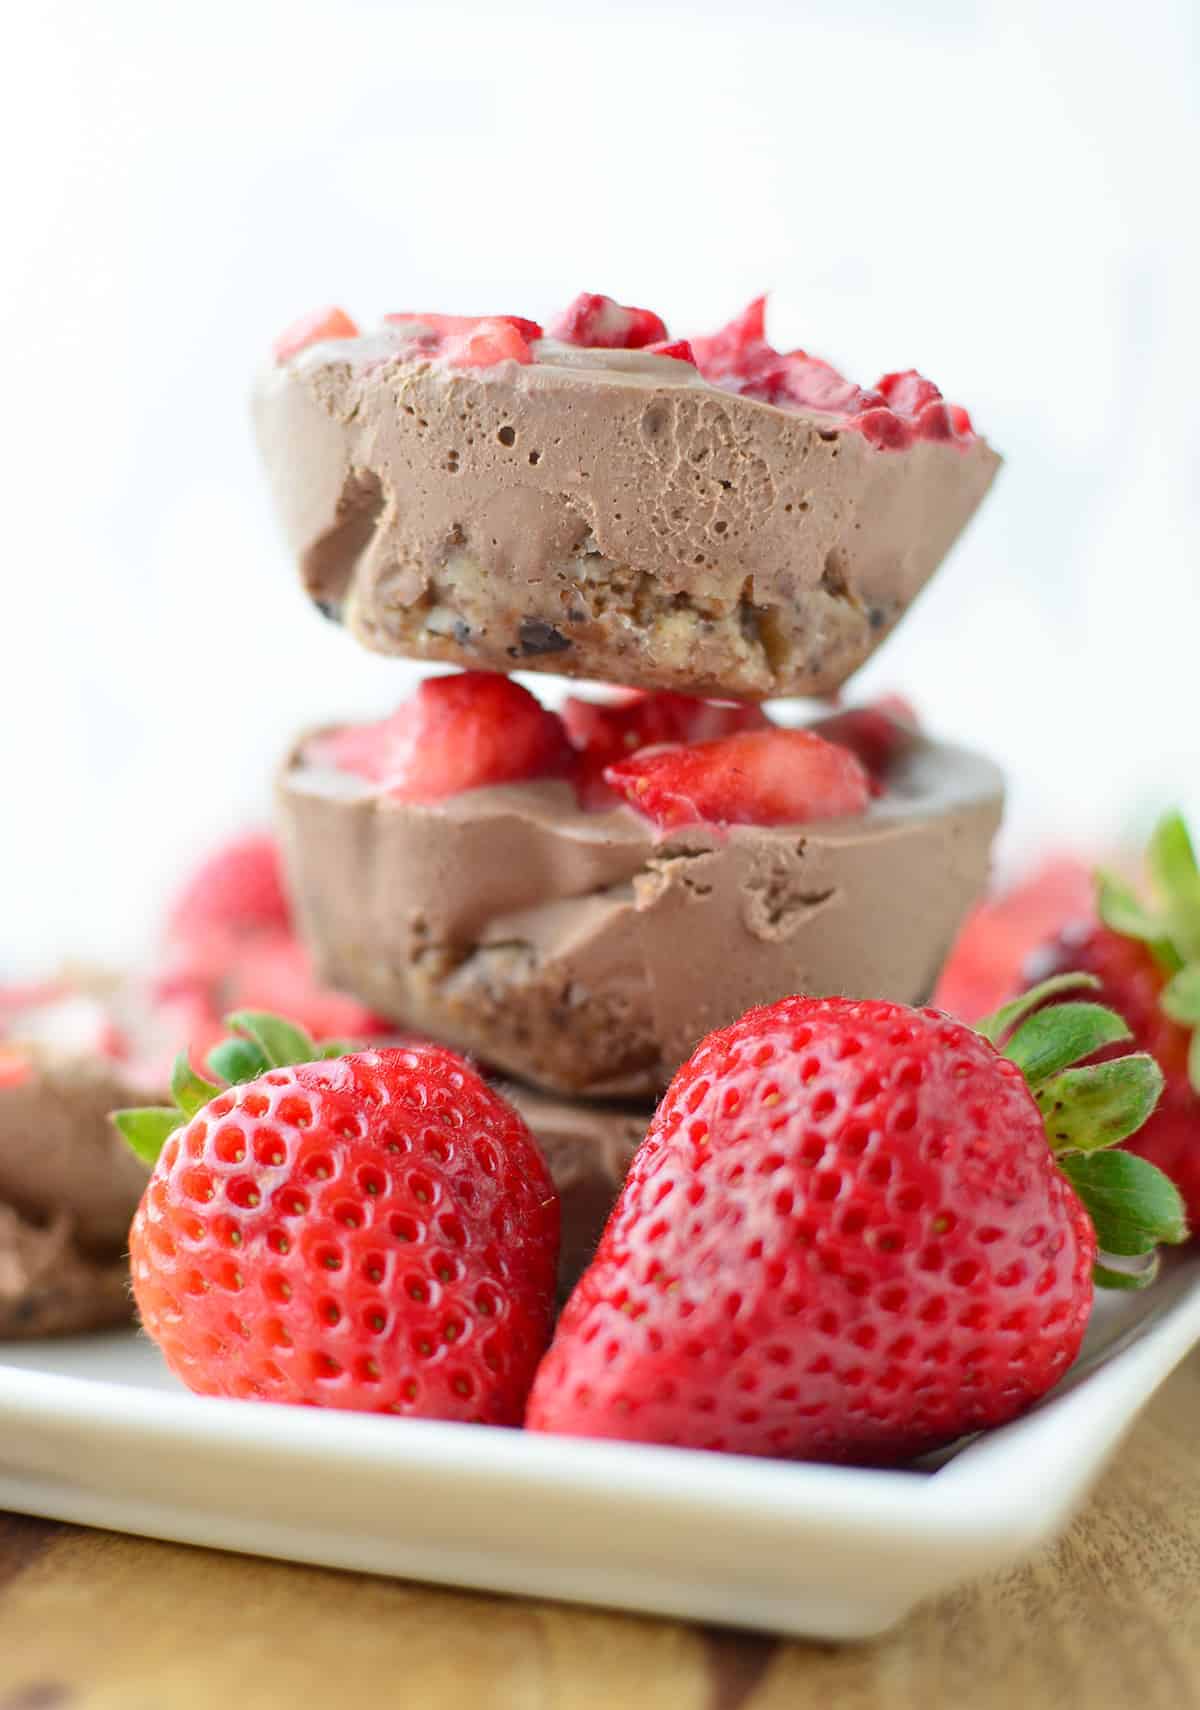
xmin=166 ymin=831 xmax=292 ymax=948
xmin=118 ymin=1015 xmax=559 ymax=1421
xmin=1026 ymin=812 xmax=1200 ymax=1226
xmin=526 ymin=984 xmax=1181 ymax=1463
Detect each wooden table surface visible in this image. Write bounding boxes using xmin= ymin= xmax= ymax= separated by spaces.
xmin=1 ymin=1354 xmax=1198 ymax=1710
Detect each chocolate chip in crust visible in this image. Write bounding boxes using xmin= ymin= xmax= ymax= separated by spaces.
xmin=513 ymin=620 xmax=572 ymax=658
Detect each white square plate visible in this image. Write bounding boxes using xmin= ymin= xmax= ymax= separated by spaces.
xmin=2 ymin=1260 xmax=1199 ymax=1641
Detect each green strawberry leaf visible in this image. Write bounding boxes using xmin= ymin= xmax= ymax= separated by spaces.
xmin=1096 ymin=870 xmax=1168 ymax=947
xmin=111 ymin=1106 xmax=182 ymax=1166
xmin=1161 ymin=963 xmax=1200 ymax=1026
xmin=170 ymin=1053 xmax=221 ymax=1119
xmin=976 ymin=973 xmax=1100 ymax=1046
xmin=113 ymin=1012 xmax=345 ymax=1170
xmin=223 ymin=1011 xmax=317 ymax=1070
xmin=1004 ymin=1002 xmax=1130 ymax=1089
xmin=317 ymin=1038 xmax=358 ymax=1060
xmin=206 ymin=1037 xmax=270 ymax=1085
xmin=1093 ymin=1256 xmax=1162 ymax=1292
xmin=1060 ymin=1149 xmax=1188 ymax=1255
xmin=1148 ymin=812 xmax=1200 ymax=965
xmin=1036 ymin=1054 xmax=1164 ymax=1152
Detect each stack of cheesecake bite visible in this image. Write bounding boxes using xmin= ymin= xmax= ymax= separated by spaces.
xmin=256 ymin=291 xmax=1004 ymax=1293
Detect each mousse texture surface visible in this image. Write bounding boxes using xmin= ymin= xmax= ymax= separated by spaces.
xmin=254 ymin=328 xmax=1000 ymax=699
xmin=278 ymin=731 xmax=1004 ymax=1099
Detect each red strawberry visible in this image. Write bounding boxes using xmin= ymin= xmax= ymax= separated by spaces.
xmin=166 ymin=832 xmax=292 ymax=948
xmin=564 ymin=690 xmax=771 ymax=810
xmin=1023 ymin=813 xmax=1200 ymax=1225
xmin=312 ymin=672 xmax=573 ymax=801
xmin=384 ymin=313 xmax=544 ymax=345
xmin=443 ymin=319 xmax=536 ymax=368
xmin=689 ymin=297 xmax=769 ymax=378
xmin=855 ymin=407 xmax=914 ymax=450
xmin=644 ymin=339 xmax=696 ymax=365
xmin=550 ymin=293 xmax=669 ymax=350
xmin=221 ymin=936 xmax=389 ymax=1045
xmin=875 ymin=370 xmax=944 ymax=417
xmin=120 ymin=1017 xmax=559 ymax=1419
xmin=273 ymin=306 xmax=359 ymax=365
xmin=604 ymin=727 xmax=871 ymax=831
xmin=526 ymin=986 xmax=1180 ymax=1461
xmin=689 ymin=299 xmax=974 ymax=444
xmin=809 ymin=696 xmax=918 ymax=785
xmin=934 ymin=857 xmax=1095 ymax=1023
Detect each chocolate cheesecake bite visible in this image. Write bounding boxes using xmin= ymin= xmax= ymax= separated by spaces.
xmin=0 ymin=987 xmax=151 ymax=1338
xmin=277 ymin=675 xmax=1003 ymax=1099
xmin=254 ymin=294 xmax=1000 ymax=700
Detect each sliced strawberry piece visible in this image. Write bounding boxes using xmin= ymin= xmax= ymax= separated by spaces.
xmin=550 ymin=293 xmax=669 ymax=350
xmin=810 ymin=697 xmax=918 ymax=783
xmin=315 ymin=672 xmax=573 ymax=802
xmin=689 ymin=297 xmax=768 ymax=377
xmin=777 ymin=353 xmax=868 ymax=415
xmin=273 ymin=306 xmax=359 ymax=365
xmin=605 ymin=727 xmax=871 ymax=830
xmin=564 ymin=691 xmax=770 ymax=811
xmin=691 ymin=300 xmax=976 ymax=445
xmin=644 ymin=339 xmax=696 ymax=365
xmin=855 ymin=406 xmax=914 ymax=449
xmin=384 ymin=312 xmax=544 ymax=344
xmin=876 ymin=370 xmax=944 ymax=416
xmin=443 ymin=319 xmax=536 ymax=368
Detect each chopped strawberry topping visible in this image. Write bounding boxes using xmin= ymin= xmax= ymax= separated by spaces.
xmin=689 ymin=298 xmax=975 ymax=448
xmin=565 ymin=691 xmax=770 ymax=810
xmin=550 ymin=293 xmax=669 ymax=350
xmin=876 ymin=370 xmax=944 ymax=416
xmin=384 ymin=313 xmax=544 ymax=343
xmin=644 ymin=339 xmax=697 ymax=365
xmin=380 ymin=313 xmax=540 ymax=369
xmin=273 ymin=306 xmax=359 ymax=364
xmin=314 ymin=672 xmax=574 ymax=802
xmin=809 ymin=697 xmax=918 ymax=787
xmin=605 ymin=727 xmax=871 ymax=831
xmin=443 ymin=319 xmax=536 ymax=368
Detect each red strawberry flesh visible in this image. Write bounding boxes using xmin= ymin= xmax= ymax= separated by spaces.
xmin=564 ymin=690 xmax=771 ymax=810
xmin=273 ymin=306 xmax=359 ymax=365
xmin=604 ymin=727 xmax=871 ymax=830
xmin=689 ymin=299 xmax=975 ymax=448
xmin=549 ymin=293 xmax=669 ymax=349
xmin=312 ymin=672 xmax=574 ymax=802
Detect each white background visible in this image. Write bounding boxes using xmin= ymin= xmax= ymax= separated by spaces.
xmin=1 ymin=0 xmax=1195 ymax=974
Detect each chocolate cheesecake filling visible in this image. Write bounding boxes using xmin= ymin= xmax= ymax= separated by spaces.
xmin=254 ymin=333 xmax=1000 ymax=699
